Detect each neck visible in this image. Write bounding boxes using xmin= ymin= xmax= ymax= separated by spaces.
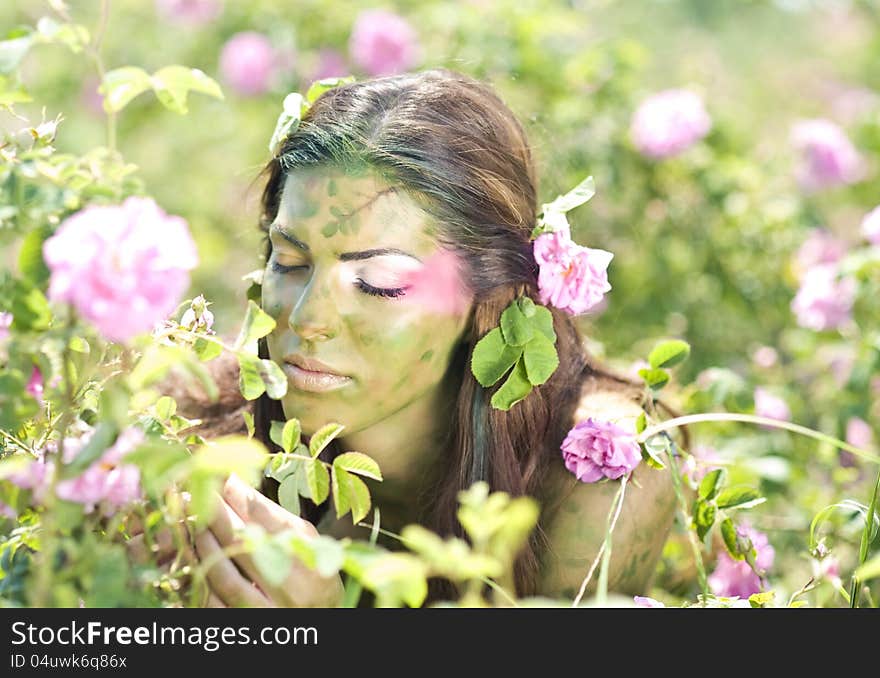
xmin=338 ymin=383 xmax=454 ymax=530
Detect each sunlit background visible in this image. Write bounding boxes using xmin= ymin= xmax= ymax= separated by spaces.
xmin=3 ymin=0 xmax=879 ymax=606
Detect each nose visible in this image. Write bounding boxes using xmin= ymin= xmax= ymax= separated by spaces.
xmin=287 ymin=277 xmax=339 ymax=342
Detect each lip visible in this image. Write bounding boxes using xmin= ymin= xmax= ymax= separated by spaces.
xmin=283 ymin=355 xmax=352 ymax=393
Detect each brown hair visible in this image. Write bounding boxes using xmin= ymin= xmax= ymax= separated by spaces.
xmin=253 ymin=69 xmax=648 ymax=601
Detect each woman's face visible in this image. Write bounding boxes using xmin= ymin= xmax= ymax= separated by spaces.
xmin=262 ymin=168 xmax=473 ymax=436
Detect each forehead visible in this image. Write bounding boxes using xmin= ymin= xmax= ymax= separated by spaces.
xmin=276 ymin=168 xmax=440 ymax=256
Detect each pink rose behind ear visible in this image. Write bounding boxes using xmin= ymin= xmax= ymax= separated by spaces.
xmin=534 ymin=230 xmax=612 ymax=316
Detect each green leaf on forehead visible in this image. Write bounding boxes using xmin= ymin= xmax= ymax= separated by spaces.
xmin=321 ymin=221 xmax=338 ymax=237
xmin=237 ymin=353 xmax=266 ymax=400
xmin=490 ymin=358 xmax=533 ymax=411
xmin=150 ymin=65 xmax=224 ymax=115
xmin=500 ymin=301 xmax=534 ymax=347
xmin=471 ymin=328 xmax=523 ymax=387
xmin=99 ymin=66 xmax=152 ymax=113
xmin=522 ymin=332 xmax=559 ymax=385
xmin=306 ymin=75 xmax=356 ymax=104
xmin=234 ymin=300 xmax=276 ymax=351
xmin=530 ymin=305 xmax=556 ymax=342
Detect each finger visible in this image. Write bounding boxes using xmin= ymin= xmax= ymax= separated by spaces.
xmin=222 ymin=473 xmax=319 ymax=537
xmin=209 ymin=498 xmax=287 ymax=600
xmin=205 ymin=589 xmax=226 ymax=608
xmin=193 ymin=528 xmax=274 ymax=608
xmin=126 ymin=525 xmax=181 ymax=564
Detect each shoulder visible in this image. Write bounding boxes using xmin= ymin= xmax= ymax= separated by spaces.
xmin=535 ymin=374 xmax=677 ymax=599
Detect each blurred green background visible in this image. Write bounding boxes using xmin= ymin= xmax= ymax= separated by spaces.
xmin=3 ymin=0 xmax=879 ymax=604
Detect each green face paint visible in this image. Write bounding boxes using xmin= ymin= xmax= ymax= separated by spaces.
xmin=263 ymin=168 xmax=474 ymax=436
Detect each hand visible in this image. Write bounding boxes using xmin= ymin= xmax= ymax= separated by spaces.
xmin=192 ymin=473 xmax=344 ymax=608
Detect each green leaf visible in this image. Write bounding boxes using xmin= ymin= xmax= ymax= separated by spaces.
xmin=237 ymin=353 xmax=265 ymax=401
xmin=809 ymin=499 xmax=878 ymax=550
xmin=269 ymin=92 xmax=307 ymax=154
xmin=855 ymin=553 xmax=880 ymax=582
xmin=471 ymin=327 xmax=523 ymax=387
xmin=698 ymin=469 xmax=726 ymax=501
xmin=234 ymin=300 xmax=276 ymax=351
xmin=305 ymin=75 xmax=355 ymax=104
xmin=305 ymin=459 xmax=330 ymax=505
xmin=638 ymin=367 xmax=670 ymax=391
xmin=125 ymin=440 xmax=191 ymax=497
xmin=531 ymin=305 xmax=556 ymax=342
xmin=490 ymin=358 xmax=532 ymax=411
xmin=150 ymin=65 xmax=223 ymax=114
xmin=641 ymin=434 xmax=669 ymax=470
xmin=716 ymin=486 xmax=765 ymax=510
xmin=635 ymin=411 xmax=647 ymax=434
xmin=0 ymin=75 xmax=31 ymax=105
xmin=291 ymin=534 xmax=346 ymax=578
xmin=193 ymin=337 xmax=222 ymax=361
xmin=332 ymin=467 xmax=351 ymax=519
xmin=720 ymin=518 xmax=742 ymax=560
xmin=518 ymin=296 xmax=537 ymax=318
xmin=522 ymin=332 xmax=559 ymax=385
xmin=17 ymin=225 xmax=51 ymax=286
xmin=35 ymin=17 xmax=90 ymax=53
xmin=541 ymin=175 xmax=595 ymax=215
xmin=252 ymin=535 xmax=293 ymax=587
xmin=186 ymin=470 xmax=222 ymax=526
xmin=693 ymin=498 xmax=717 ymax=541
xmin=279 ymin=419 xmax=301 ymax=454
xmin=10 ymin=282 xmax=50 ymax=331
xmin=0 ymin=35 xmax=33 ymax=75
xmin=343 ymin=473 xmax=371 ymax=524
xmin=500 ymin=301 xmax=534 ymax=346
xmin=62 ymin=423 xmax=118 ymax=478
xmin=333 ymin=452 xmax=382 ymax=481
xmin=155 ymin=395 xmax=177 ymax=421
xmin=259 ymin=358 xmax=287 ymax=399
xmin=278 ymin=474 xmax=301 ymax=516
xmin=648 ymin=340 xmax=691 ymax=369
xmin=748 ymin=591 xmax=775 ymax=608
xmin=192 ymin=435 xmax=267 ymax=487
xmin=309 ymin=422 xmax=344 ymax=459
xmin=99 ymin=66 xmax=152 ymax=113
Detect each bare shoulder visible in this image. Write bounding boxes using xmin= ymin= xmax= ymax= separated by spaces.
xmin=536 ymin=375 xmax=677 ymax=600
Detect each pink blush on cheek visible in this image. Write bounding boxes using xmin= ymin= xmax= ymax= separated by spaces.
xmin=398 ymin=248 xmax=471 ymax=316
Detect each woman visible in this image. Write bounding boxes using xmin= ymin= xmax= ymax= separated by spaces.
xmin=182 ymin=69 xmax=680 ymax=607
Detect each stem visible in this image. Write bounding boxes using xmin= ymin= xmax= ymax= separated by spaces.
xmin=572 ymin=476 xmax=627 ymax=607
xmin=666 ymin=445 xmax=710 ymax=602
xmin=85 ymin=0 xmax=116 ymax=151
xmin=850 ymin=467 xmax=880 ymax=608
xmin=640 ymin=413 xmax=880 ymax=465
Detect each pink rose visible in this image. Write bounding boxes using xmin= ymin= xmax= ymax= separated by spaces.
xmin=708 ymin=523 xmax=774 ymax=599
xmin=754 ymin=387 xmax=791 ymax=424
xmin=533 ymin=230 xmax=612 ymax=316
xmin=794 ymin=228 xmax=847 ymax=273
xmin=846 ymin=417 xmax=874 ymax=449
xmin=630 ymin=89 xmax=712 ymax=159
xmin=310 ymin=49 xmax=349 ymax=83
xmin=860 ymin=205 xmax=880 ymax=246
xmin=349 ymin=10 xmax=420 ymax=77
xmin=43 ymin=197 xmax=198 ymax=343
xmin=790 ymin=119 xmax=864 ymax=191
xmin=561 ymin=418 xmax=642 ymax=483
xmin=790 ymin=264 xmax=856 ymax=331
xmin=219 ymin=31 xmax=278 ymax=97
xmin=155 ymin=0 xmax=222 ymax=25
xmin=25 ymin=366 xmax=43 ymax=402
xmin=751 ymin=345 xmax=779 ymax=369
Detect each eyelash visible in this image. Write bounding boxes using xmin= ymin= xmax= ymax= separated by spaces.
xmin=270 ymin=261 xmax=407 ymax=299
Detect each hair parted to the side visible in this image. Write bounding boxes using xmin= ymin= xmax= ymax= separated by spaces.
xmin=253 ymin=68 xmax=646 ymax=602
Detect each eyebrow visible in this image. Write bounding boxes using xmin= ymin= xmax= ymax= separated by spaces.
xmin=271 ymin=226 xmax=421 ymax=262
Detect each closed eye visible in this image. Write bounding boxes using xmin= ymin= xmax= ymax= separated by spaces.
xmin=270 ymin=260 xmax=308 ymax=274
